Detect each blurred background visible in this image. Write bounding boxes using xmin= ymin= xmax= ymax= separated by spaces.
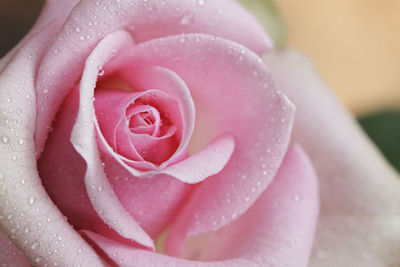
xmin=0 ymin=0 xmax=399 ymax=171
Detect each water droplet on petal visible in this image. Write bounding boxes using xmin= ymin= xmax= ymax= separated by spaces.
xmin=2 ymin=136 xmax=9 ymax=144
xmin=292 ymin=194 xmax=301 ymax=202
xmin=28 ymin=195 xmax=36 ymax=205
xmin=180 ymin=12 xmax=194 ymax=25
xmin=31 ymin=241 xmax=40 ymax=250
xmin=197 ymin=0 xmax=206 ymax=6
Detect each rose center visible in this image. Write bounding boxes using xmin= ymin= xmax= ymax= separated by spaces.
xmin=128 ymin=106 xmax=159 ymax=136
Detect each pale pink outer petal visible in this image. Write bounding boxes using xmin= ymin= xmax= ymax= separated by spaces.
xmin=0 ymin=23 xmax=103 ymax=267
xmin=34 ymin=0 xmax=272 ymax=154
xmin=71 ymin=30 xmax=154 ymax=249
xmin=105 ymin=33 xmax=295 ymax=254
xmin=264 ymin=48 xmax=400 ymax=267
xmin=81 ymin=145 xmax=319 ymax=267
xmin=0 ymin=230 xmax=30 ymax=267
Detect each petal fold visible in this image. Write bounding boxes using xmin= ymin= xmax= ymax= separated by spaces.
xmin=71 ymin=30 xmax=154 ymax=249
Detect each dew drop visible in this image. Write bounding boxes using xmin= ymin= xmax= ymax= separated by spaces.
xmin=97 ymin=186 xmax=103 ymax=192
xmin=2 ymin=136 xmax=9 ymax=144
xmin=18 ymin=139 xmax=25 ymax=145
xmin=197 ymin=0 xmax=206 ymax=6
xmin=28 ymin=195 xmax=36 ymax=205
xmin=24 ymin=226 xmax=30 ymax=234
xmin=292 ymin=194 xmax=301 ymax=202
xmin=11 ymin=155 xmax=17 ymax=161
xmin=98 ymin=67 xmax=104 ymax=76
xmin=232 ymin=212 xmax=238 ymax=219
xmin=244 ymin=197 xmax=250 ymax=202
xmin=77 ymin=248 xmax=83 ymax=253
xmin=261 ymin=163 xmax=267 ymax=169
xmin=31 ymin=241 xmax=40 ymax=250
xmin=180 ymin=12 xmax=194 ymax=25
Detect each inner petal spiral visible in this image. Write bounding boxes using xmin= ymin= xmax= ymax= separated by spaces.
xmin=94 ymin=89 xmax=181 ymax=166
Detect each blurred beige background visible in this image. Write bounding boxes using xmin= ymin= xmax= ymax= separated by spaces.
xmin=275 ymin=0 xmax=400 ymax=115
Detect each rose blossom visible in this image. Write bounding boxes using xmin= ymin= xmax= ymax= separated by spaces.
xmin=0 ymin=1 xmax=399 ymax=267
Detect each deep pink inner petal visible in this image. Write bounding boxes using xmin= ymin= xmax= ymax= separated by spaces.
xmin=95 ymin=88 xmax=181 ymax=165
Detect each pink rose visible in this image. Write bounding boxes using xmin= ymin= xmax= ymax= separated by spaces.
xmin=1 ymin=1 xmax=399 ymax=266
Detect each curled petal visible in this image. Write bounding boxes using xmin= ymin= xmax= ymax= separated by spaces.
xmin=71 ymin=30 xmax=154 ymax=249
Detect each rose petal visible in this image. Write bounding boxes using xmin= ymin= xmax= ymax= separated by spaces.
xmin=109 ymin=66 xmax=196 ymax=168
xmin=81 ymin=144 xmax=319 ymax=266
xmin=34 ymin=0 xmax=272 ymax=154
xmin=0 ymin=22 xmax=102 ymax=267
xmin=95 ymin=65 xmax=234 ymax=183
xmin=106 ymin=33 xmax=294 ymax=252
xmin=94 ymin=89 xmax=181 ymax=164
xmin=71 ymin=30 xmax=154 ymax=249
xmin=0 ymin=230 xmax=31 ymax=267
xmin=264 ymin=48 xmax=400 ymax=267
xmin=162 ymin=134 xmax=235 ymax=184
